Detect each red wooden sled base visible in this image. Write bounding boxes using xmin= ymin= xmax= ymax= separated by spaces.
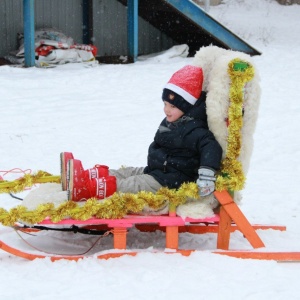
xmin=0 ymin=191 xmax=299 ymax=262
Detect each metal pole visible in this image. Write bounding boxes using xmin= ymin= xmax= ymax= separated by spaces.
xmin=23 ymin=0 xmax=35 ymax=67
xmin=127 ymin=0 xmax=138 ymax=63
xmin=82 ymin=0 xmax=93 ymax=45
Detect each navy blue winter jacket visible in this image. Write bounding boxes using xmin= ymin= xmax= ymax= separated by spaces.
xmin=144 ymin=92 xmax=223 ymax=189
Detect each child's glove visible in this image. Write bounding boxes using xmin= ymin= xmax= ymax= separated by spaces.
xmin=196 ymin=167 xmax=216 ymax=197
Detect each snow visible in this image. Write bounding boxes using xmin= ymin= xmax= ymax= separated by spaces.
xmin=1 ymin=0 xmax=300 ymax=299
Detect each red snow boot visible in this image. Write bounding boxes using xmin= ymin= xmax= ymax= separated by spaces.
xmin=60 ymin=152 xmax=74 ymax=191
xmin=87 ymin=164 xmax=109 ymax=179
xmin=88 ymin=176 xmax=117 ymax=200
xmin=68 ymin=159 xmax=116 ymax=201
xmin=60 ymin=152 xmax=110 ymax=191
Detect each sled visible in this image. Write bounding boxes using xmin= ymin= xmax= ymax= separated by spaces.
xmin=1 ymin=190 xmax=299 ymax=262
xmin=1 ymin=48 xmax=299 ymax=262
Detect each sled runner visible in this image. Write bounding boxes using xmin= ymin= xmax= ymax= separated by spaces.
xmin=1 ymin=46 xmax=299 ymax=262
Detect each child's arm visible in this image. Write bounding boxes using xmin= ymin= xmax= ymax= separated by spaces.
xmin=197 ymin=167 xmax=216 ymax=197
xmin=196 ymin=130 xmax=223 ymax=196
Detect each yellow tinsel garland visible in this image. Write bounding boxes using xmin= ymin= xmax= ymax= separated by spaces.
xmin=0 ymin=171 xmax=60 ymax=194
xmin=216 ymin=59 xmax=255 ymax=192
xmin=0 ymin=182 xmax=199 ymax=226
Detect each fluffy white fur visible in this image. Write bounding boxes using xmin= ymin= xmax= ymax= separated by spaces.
xmin=177 ymin=46 xmax=260 ymax=218
xmin=193 ymin=45 xmax=261 ymax=174
xmin=22 ymin=183 xmax=67 ymax=210
xmin=176 ymin=194 xmax=218 ymax=219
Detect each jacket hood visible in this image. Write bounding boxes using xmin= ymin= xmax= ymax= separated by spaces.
xmin=185 ymin=91 xmax=207 ymax=124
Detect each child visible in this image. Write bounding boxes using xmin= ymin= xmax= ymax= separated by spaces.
xmin=62 ymin=65 xmax=222 ymax=205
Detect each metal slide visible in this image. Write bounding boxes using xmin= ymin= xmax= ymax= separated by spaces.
xmin=117 ymin=0 xmax=261 ymax=56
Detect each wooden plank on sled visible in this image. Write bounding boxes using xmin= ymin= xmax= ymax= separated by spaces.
xmin=214 ymin=190 xmax=265 ymax=250
xmin=213 ymin=251 xmax=300 ymax=262
xmin=135 ymin=223 xmax=286 ymax=234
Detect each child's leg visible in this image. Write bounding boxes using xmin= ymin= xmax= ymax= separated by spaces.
xmin=111 ymin=173 xmax=162 ymax=194
xmin=112 ymin=173 xmax=168 ymax=215
xmin=109 ymin=167 xmax=145 ymax=180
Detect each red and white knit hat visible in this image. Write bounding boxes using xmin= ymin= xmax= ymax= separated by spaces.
xmin=162 ymin=65 xmax=203 ymax=113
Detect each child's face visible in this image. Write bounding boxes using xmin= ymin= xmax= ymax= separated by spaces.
xmin=163 ymin=101 xmax=184 ymax=123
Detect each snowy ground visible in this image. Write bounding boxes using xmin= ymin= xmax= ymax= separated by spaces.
xmin=1 ymin=0 xmax=300 ymax=299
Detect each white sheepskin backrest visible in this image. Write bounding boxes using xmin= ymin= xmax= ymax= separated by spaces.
xmin=192 ymin=45 xmax=261 ymax=175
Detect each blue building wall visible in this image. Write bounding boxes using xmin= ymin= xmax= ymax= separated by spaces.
xmin=0 ymin=0 xmax=175 ymax=58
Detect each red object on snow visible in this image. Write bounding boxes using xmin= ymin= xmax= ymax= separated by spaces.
xmin=70 ymin=44 xmax=98 ymax=57
xmin=35 ymin=45 xmax=55 ymax=57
